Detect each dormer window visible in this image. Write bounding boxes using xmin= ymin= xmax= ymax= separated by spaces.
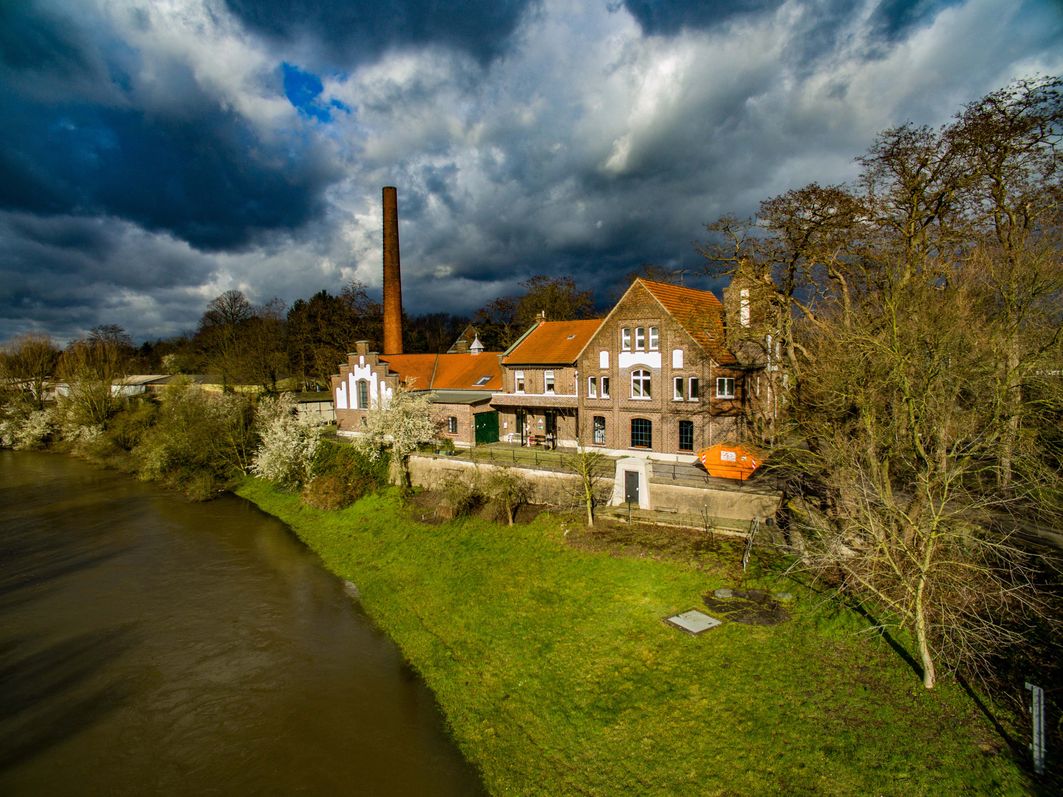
xmin=544 ymin=370 xmax=555 ymax=393
xmin=515 ymin=371 xmax=525 ymax=392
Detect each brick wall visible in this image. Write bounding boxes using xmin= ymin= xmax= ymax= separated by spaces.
xmin=577 ymin=281 xmax=744 ymax=457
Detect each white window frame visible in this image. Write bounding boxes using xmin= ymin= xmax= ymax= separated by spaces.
xmin=673 ymin=376 xmax=684 ymax=401
xmin=649 ymin=326 xmax=659 ymax=351
xmin=600 ymin=376 xmax=610 ymax=398
xmin=716 ymin=376 xmax=735 ymax=399
xmin=587 ymin=376 xmax=597 ymax=398
xmin=515 ymin=370 xmax=525 ymax=393
xmin=621 ymin=328 xmax=631 ymax=351
xmin=631 ymin=369 xmax=651 ymax=399
xmin=688 ymin=377 xmax=699 ymax=401
xmin=635 ymin=327 xmax=645 ymax=351
xmin=593 ymin=415 xmax=606 ymax=446
xmin=447 ymin=416 xmax=458 ymax=434
xmin=544 ymin=370 xmax=555 ymax=393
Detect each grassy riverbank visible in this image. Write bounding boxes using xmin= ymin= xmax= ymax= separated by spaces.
xmin=236 ymin=479 xmax=1028 ymax=796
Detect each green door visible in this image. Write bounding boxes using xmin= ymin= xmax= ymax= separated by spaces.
xmin=474 ymin=411 xmax=499 ymax=445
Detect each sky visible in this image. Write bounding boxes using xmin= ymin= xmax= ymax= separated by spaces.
xmin=1 ymin=0 xmax=1060 ymax=345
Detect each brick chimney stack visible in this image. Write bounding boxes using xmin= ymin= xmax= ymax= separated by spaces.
xmin=382 ymin=185 xmax=403 ymax=354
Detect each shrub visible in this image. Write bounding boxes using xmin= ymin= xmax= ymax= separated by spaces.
xmin=301 ymin=474 xmax=358 ymax=510
xmin=313 ymin=438 xmax=389 ymax=490
xmin=0 ymin=406 xmax=55 ymax=450
xmin=133 ymin=381 xmax=255 ymax=498
xmin=105 ymin=399 xmax=158 ymax=452
xmin=251 ymin=395 xmax=324 ymax=489
xmin=485 ymin=467 xmax=534 ymax=526
xmin=439 ymin=470 xmax=483 ymax=519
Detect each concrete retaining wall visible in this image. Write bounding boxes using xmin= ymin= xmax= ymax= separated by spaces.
xmin=409 ymin=454 xmax=781 ymax=523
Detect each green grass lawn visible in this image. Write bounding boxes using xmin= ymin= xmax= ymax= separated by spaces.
xmin=236 ymin=480 xmax=1028 ymax=796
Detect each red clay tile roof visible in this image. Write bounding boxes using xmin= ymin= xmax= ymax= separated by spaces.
xmin=638 ymin=279 xmax=737 ymax=365
xmin=502 ymin=319 xmax=603 ymax=365
xmin=378 ymin=352 xmax=503 ymax=391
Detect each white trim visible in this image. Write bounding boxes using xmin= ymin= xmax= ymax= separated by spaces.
xmin=619 ymin=351 xmax=661 ymax=370
xmin=599 ymin=350 xmax=609 ymax=368
xmin=671 ymin=348 xmax=683 ymax=368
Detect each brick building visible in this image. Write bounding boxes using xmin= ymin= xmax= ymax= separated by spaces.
xmin=575 ymin=278 xmax=746 ymax=461
xmin=492 ymin=318 xmax=603 ymax=447
xmin=332 ymin=341 xmax=503 ymax=447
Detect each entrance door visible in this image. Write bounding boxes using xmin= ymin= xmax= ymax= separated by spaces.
xmin=474 ymin=411 xmax=499 ymax=445
xmin=624 ymin=470 xmax=640 ymax=505
xmin=544 ymin=410 xmax=557 ymax=448
xmin=516 ymin=409 xmax=526 ymax=445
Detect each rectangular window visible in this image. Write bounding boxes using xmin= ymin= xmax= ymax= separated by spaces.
xmin=600 ymin=376 xmax=610 ymax=398
xmin=673 ymin=376 xmax=685 ymax=401
xmin=587 ymin=376 xmax=597 ymax=398
xmin=447 ymin=416 xmax=458 ymax=434
xmin=716 ymin=377 xmax=735 ymax=399
xmin=678 ymin=420 xmax=694 ymax=451
xmin=631 ymin=418 xmax=652 ymax=448
xmin=544 ymin=370 xmax=555 ymax=393
xmin=593 ymin=415 xmax=606 ymax=446
xmin=635 ymin=327 xmax=645 ymax=350
xmin=689 ymin=377 xmax=699 ymax=401
xmin=357 ymin=379 xmax=369 ymax=409
xmin=621 ymin=328 xmax=631 ymax=351
xmin=649 ymin=326 xmax=659 ymax=350
xmin=515 ymin=370 xmax=525 ymax=392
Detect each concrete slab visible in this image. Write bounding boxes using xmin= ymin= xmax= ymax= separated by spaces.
xmin=664 ymin=609 xmax=722 ymax=635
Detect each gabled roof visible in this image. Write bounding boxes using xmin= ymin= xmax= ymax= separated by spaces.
xmin=378 ymin=352 xmax=503 ymax=391
xmin=638 ymin=279 xmax=737 ymax=365
xmin=502 ymin=319 xmax=603 ymax=365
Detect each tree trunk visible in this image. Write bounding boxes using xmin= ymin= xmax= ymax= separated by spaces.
xmin=914 ymin=573 xmax=936 ymax=689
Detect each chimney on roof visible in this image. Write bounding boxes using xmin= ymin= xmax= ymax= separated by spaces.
xmin=382 ymin=186 xmax=403 ymax=354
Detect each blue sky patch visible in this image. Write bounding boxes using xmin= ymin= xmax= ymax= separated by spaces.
xmin=282 ymin=62 xmax=332 ymax=122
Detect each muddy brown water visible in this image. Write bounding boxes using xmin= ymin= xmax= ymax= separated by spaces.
xmin=0 ymin=451 xmax=485 ymax=796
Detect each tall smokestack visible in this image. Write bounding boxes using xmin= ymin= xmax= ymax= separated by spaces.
xmin=382 ymin=185 xmax=403 ymax=354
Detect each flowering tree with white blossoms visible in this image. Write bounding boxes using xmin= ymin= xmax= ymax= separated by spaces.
xmin=251 ymin=394 xmax=324 ymax=489
xmin=355 ymin=388 xmax=437 ymax=493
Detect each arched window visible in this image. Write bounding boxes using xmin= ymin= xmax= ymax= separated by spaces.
xmin=631 ymin=418 xmax=652 ymax=448
xmin=357 ymin=379 xmax=369 ymax=409
xmin=631 ymin=369 xmax=651 ymax=399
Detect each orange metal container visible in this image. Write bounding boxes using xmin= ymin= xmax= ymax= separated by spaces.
xmin=697 ymin=443 xmax=763 ymax=481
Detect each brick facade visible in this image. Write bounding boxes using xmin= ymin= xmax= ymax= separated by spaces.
xmin=575 ymin=280 xmax=746 ymax=461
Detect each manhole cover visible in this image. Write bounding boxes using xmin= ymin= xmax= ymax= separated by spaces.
xmin=664 ymin=609 xmax=722 ymax=635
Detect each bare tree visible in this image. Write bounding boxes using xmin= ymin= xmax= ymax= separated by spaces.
xmin=0 ymin=333 xmax=60 ymax=409
xmin=485 ymin=467 xmax=533 ymax=526
xmin=563 ymin=445 xmax=611 ymax=527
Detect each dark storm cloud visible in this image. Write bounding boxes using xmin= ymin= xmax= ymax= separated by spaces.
xmin=223 ymin=0 xmax=537 ymax=67
xmin=622 ymin=0 xmax=958 ymax=39
xmin=621 ymin=0 xmax=781 ymax=35
xmin=0 ymin=213 xmax=217 ymax=343
xmin=0 ymin=2 xmax=338 ymax=251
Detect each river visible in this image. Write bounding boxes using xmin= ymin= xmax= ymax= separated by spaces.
xmin=0 ymin=451 xmax=485 ymax=795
